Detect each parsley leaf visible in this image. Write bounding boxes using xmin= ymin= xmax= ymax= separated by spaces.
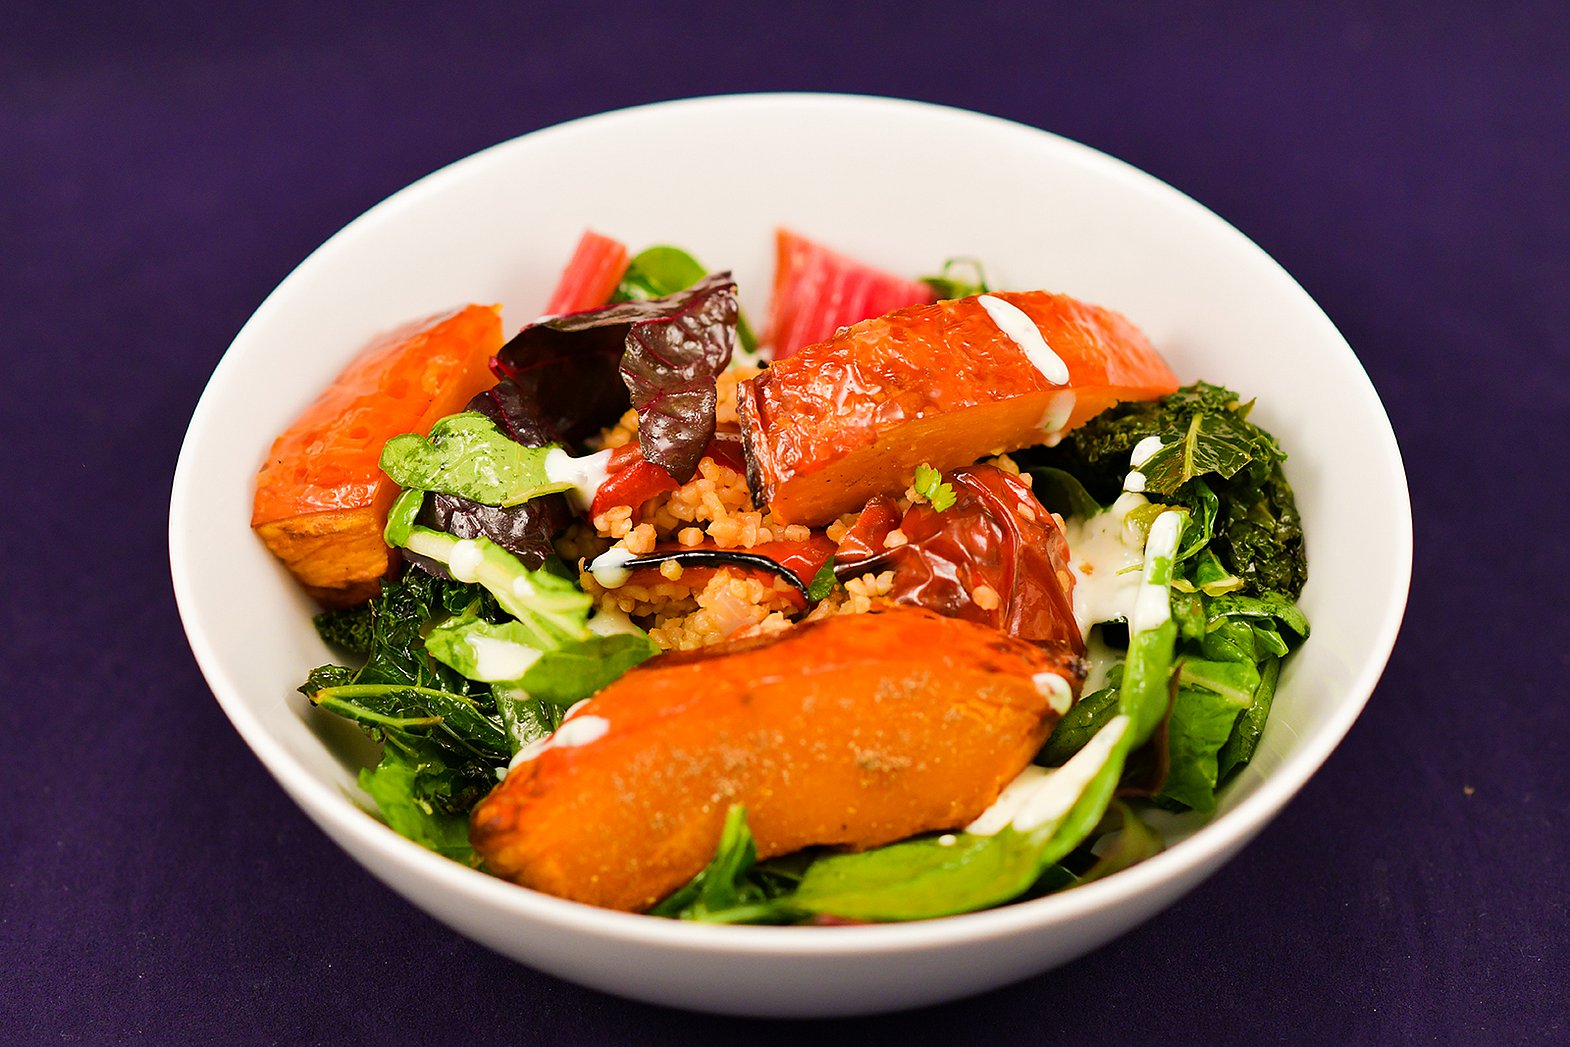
xmin=913 ymin=463 xmax=957 ymax=511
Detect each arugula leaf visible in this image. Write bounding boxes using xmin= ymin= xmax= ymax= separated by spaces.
xmin=380 ymin=412 xmax=569 ymax=506
xmin=912 ymin=463 xmax=957 ymax=511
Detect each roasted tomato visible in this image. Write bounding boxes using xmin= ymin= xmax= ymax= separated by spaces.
xmin=840 ymin=465 xmax=1082 ymax=651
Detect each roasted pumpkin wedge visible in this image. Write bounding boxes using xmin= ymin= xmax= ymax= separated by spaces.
xmin=252 ymin=304 xmax=502 ymax=606
xmin=737 ymin=291 xmax=1178 ymax=526
xmin=470 ymin=607 xmax=1084 ymax=912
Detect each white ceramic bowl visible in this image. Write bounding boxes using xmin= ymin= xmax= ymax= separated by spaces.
xmin=170 ymin=94 xmax=1411 ymax=1017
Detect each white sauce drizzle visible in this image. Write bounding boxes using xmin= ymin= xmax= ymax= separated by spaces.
xmin=1062 ymin=490 xmax=1149 ymax=637
xmin=464 ymin=634 xmax=542 ymax=682
xmin=587 ymin=547 xmax=638 ymax=589
xmin=1038 ymin=390 xmax=1077 ymax=438
xmin=506 ymin=709 xmax=612 ymax=770
xmin=586 ymin=606 xmax=642 ymax=637
xmin=977 ymin=294 xmax=1070 ymax=385
xmin=1131 ymin=511 xmax=1182 ymax=633
xmin=447 ymin=539 xmax=485 ymax=583
xmin=1033 ymin=672 xmax=1074 ymax=716
xmin=965 ymin=766 xmax=1051 ymax=836
xmin=1011 ymin=716 xmax=1130 ymax=832
xmin=551 ymin=715 xmax=610 ymax=748
xmin=967 ymin=716 xmax=1131 ymax=836
xmin=508 ymin=733 xmax=554 ymax=768
xmin=543 ymin=447 xmax=613 ymax=512
xmin=1130 ymin=436 xmax=1165 ymax=469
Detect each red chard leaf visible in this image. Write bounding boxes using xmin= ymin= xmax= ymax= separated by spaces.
xmin=619 ymin=272 xmax=737 ymax=483
xmin=491 ymin=272 xmax=738 ymax=484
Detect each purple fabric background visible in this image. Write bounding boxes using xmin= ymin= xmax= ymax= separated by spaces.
xmin=5 ymin=1 xmax=1566 ymax=1042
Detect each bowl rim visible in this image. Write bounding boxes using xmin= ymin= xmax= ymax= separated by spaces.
xmin=169 ymin=91 xmax=1413 ymax=956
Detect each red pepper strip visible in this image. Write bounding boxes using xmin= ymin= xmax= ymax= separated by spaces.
xmin=834 ymin=495 xmax=903 ymax=563
xmin=621 ymin=535 xmax=836 ymax=610
xmin=590 ymin=435 xmax=750 ymax=520
xmin=543 ymin=230 xmax=630 ymax=316
xmin=590 ymin=459 xmax=677 ymax=521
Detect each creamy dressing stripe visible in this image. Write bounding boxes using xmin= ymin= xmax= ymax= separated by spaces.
xmin=977 ymin=294 xmax=1070 ymax=385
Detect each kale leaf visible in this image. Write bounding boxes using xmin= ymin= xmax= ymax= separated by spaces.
xmin=1021 ymin=382 xmax=1307 ymax=598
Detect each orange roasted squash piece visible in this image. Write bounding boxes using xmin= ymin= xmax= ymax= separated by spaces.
xmin=470 ymin=608 xmax=1084 ymax=912
xmin=252 ymin=304 xmax=503 ymax=606
xmin=737 ymin=291 xmax=1179 ymax=526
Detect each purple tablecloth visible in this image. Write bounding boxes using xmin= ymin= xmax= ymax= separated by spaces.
xmin=6 ymin=2 xmax=1566 ymax=1042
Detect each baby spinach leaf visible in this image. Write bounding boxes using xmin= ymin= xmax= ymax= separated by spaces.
xmin=1217 ymin=656 xmax=1281 ymax=782
xmin=380 ymin=412 xmax=568 ymax=506
xmin=787 ymin=717 xmax=1135 ymax=921
xmin=411 ymin=381 xmax=575 ymax=572
xmin=1075 ymin=802 xmax=1164 ymax=885
xmin=1155 ymin=684 xmax=1251 ymax=813
xmin=1027 ymin=465 xmax=1104 ymax=520
xmin=789 ymin=830 xmax=1048 ymax=921
xmin=517 ymin=633 xmax=660 ymax=706
xmin=1038 ymin=684 xmax=1119 ymax=765
xmin=651 ymin=806 xmax=792 ymax=924
xmin=614 ymin=245 xmax=709 ymax=301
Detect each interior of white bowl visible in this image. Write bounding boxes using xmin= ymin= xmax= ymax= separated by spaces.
xmin=170 ymin=94 xmax=1411 ymax=1016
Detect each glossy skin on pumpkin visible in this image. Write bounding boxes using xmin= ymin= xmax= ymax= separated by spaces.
xmin=470 ymin=607 xmax=1084 ymax=913
xmin=252 ymin=304 xmax=502 ymax=606
xmin=738 ymin=291 xmax=1178 ymax=526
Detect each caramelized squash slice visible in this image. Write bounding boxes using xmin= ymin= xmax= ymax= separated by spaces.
xmin=738 ymin=291 xmax=1178 ymax=526
xmin=470 ymin=608 xmax=1083 ymax=912
xmin=252 ymin=304 xmax=502 ymax=606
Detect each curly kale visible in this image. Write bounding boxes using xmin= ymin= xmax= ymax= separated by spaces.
xmin=1020 ymin=382 xmax=1307 ymax=598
